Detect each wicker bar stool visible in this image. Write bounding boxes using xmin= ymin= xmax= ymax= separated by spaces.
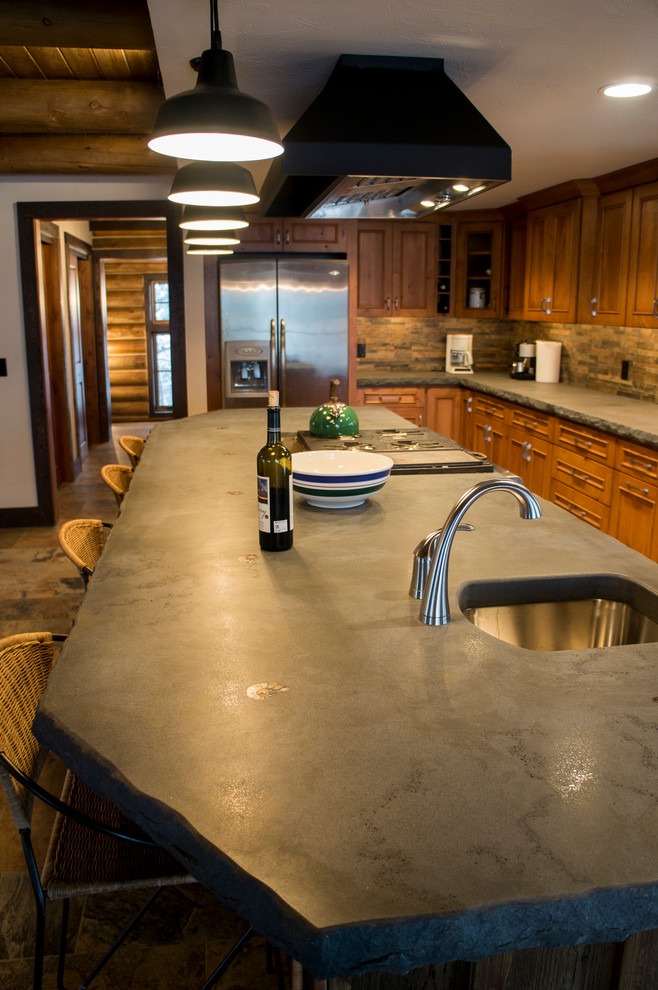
xmin=100 ymin=463 xmax=132 ymax=506
xmin=58 ymin=518 xmax=113 ymax=589
xmin=0 ymin=632 xmax=270 ymax=990
xmin=118 ymin=435 xmax=145 ymax=469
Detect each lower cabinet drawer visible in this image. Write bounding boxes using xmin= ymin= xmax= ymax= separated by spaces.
xmin=550 ymin=480 xmax=611 ymax=531
xmin=554 ymin=419 xmax=615 ymax=465
xmin=615 ymin=439 xmax=658 ymax=483
xmin=551 ymin=448 xmax=613 ymax=504
xmin=362 ymin=388 xmax=422 ymax=407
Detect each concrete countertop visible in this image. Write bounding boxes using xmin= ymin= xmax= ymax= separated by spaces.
xmin=34 ymin=406 xmax=658 ymax=979
xmin=357 ymin=370 xmax=658 ymax=449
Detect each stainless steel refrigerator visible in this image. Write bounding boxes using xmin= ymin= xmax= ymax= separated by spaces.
xmin=219 ymin=257 xmax=348 ymax=407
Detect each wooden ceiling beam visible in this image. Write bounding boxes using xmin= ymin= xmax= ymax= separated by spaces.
xmin=0 ymin=134 xmax=175 ymax=174
xmin=0 ymin=79 xmax=163 ymax=133
xmin=0 ymin=0 xmax=155 ymax=51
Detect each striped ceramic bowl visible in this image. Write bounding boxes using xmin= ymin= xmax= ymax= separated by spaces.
xmin=292 ymin=450 xmax=393 ymax=509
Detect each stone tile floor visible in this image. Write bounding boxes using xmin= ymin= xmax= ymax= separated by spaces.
xmin=0 ymin=426 xmax=292 ymax=990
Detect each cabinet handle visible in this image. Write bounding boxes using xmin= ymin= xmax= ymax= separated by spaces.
xmin=624 ymin=482 xmax=650 ymax=497
xmin=627 ymin=456 xmax=653 ymax=471
xmin=521 ymin=441 xmax=532 ymax=462
xmin=483 ymin=425 xmax=492 ymax=442
xmin=651 ymin=297 xmax=658 ymax=317
xmin=385 ymin=297 xmax=391 ymax=310
xmin=573 ymin=436 xmax=593 ymax=449
xmin=544 ymin=297 xmax=552 ymax=315
xmin=590 ymin=298 xmax=598 ymax=317
xmin=569 ymin=467 xmax=590 ymax=482
xmin=466 ymin=397 xmax=472 ymax=412
xmin=276 ymin=230 xmax=281 ymax=245
xmin=381 ymin=395 xmax=401 ymax=403
xmin=394 ymin=297 xmax=399 ymax=311
xmin=418 ymin=413 xmax=423 ymax=427
xmin=567 ymin=502 xmax=588 ymax=518
xmin=285 ymin=229 xmax=290 ymax=244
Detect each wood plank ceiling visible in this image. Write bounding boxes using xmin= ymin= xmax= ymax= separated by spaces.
xmin=0 ymin=0 xmax=173 ymax=174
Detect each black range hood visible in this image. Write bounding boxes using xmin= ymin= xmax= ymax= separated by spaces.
xmin=259 ymin=54 xmax=511 ymax=220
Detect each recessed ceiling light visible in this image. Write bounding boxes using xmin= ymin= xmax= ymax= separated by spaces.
xmin=600 ymin=82 xmax=656 ymax=98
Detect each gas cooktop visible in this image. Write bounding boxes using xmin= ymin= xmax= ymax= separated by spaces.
xmin=297 ymin=428 xmax=494 ymax=475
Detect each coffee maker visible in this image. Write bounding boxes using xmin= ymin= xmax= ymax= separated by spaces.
xmin=445 ymin=333 xmax=474 ymax=374
xmin=510 ymin=341 xmax=536 ymax=379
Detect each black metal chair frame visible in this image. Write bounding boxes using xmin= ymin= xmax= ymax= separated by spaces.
xmin=0 ymin=631 xmax=284 ymax=990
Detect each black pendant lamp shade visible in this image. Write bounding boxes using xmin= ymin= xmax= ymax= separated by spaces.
xmin=168 ymin=162 xmax=258 ymax=207
xmin=148 ymin=0 xmax=283 ymax=164
xmin=179 ymin=205 xmax=248 ymax=230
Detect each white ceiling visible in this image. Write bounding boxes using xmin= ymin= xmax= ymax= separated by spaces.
xmin=146 ymin=0 xmax=658 ymax=211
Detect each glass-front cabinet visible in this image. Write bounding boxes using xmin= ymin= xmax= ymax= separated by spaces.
xmin=454 ymin=220 xmax=504 ymax=318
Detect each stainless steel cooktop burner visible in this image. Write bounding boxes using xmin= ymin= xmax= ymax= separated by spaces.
xmin=297 ymin=428 xmax=494 ymax=474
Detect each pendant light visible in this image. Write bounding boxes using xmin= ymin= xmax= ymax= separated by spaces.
xmin=149 ymin=0 xmax=283 ymax=162
xmin=168 ymin=162 xmax=259 ymax=207
xmin=186 ymin=247 xmax=235 ymax=255
xmin=179 ymin=205 xmax=249 ymax=231
xmin=183 ymin=232 xmax=240 ymax=246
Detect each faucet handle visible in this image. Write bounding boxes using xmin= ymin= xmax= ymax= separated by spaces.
xmin=410 ymin=530 xmax=443 ymax=599
xmin=409 ymin=525 xmax=475 ymax=599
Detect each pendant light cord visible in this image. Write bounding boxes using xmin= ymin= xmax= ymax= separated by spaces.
xmin=210 ymin=0 xmax=222 ymax=49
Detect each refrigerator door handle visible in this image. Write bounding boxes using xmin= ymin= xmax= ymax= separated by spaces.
xmin=269 ymin=319 xmax=277 ymax=391
xmin=279 ymin=319 xmax=286 ymax=405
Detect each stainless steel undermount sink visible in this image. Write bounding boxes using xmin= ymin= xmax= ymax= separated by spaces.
xmin=460 ymin=574 xmax=658 ymax=651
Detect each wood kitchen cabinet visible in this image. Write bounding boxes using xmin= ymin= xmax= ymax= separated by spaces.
xmin=355 ymin=221 xmax=437 ymax=316
xmin=454 ymin=220 xmax=504 ymax=318
xmin=610 ymin=438 xmax=658 ymax=559
xmin=471 ymin=393 xmax=509 ymax=463
xmin=577 ymin=189 xmax=633 ymax=325
xmin=358 ymin=386 xmax=426 ymax=426
xmin=625 ymin=180 xmax=658 ymax=327
xmin=426 ymin=387 xmax=460 ymax=437
xmin=234 ymin=217 xmax=346 ymax=253
xmin=524 ymin=199 xmax=582 ymax=322
xmin=505 ymin=215 xmax=527 ymax=318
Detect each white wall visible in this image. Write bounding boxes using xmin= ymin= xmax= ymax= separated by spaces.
xmin=0 ymin=174 xmax=208 ymax=510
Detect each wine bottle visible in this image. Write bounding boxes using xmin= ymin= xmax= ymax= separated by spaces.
xmin=257 ymin=390 xmax=293 ymax=552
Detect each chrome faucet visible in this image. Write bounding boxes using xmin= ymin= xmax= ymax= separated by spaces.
xmin=416 ymin=478 xmax=542 ymax=626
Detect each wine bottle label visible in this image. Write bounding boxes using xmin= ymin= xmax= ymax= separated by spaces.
xmin=257 ymin=475 xmax=293 ymax=534
xmin=257 ymin=474 xmax=272 ymax=532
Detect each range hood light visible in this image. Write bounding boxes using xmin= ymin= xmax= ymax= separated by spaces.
xmin=452 ymin=183 xmax=470 ymax=192
xmin=148 ymin=0 xmax=283 ymax=162
xmin=420 ymin=199 xmax=435 ymax=208
xmin=179 ymin=205 xmax=248 ymax=231
xmin=168 ymin=162 xmax=259 ymax=207
xmin=468 ymin=185 xmax=486 ymax=195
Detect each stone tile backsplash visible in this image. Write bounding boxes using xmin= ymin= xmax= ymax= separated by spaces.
xmin=356 ymin=317 xmax=658 ymax=403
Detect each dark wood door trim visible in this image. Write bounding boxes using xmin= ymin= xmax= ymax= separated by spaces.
xmin=16 ymin=199 xmax=186 ymax=527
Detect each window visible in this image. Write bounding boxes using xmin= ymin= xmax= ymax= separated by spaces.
xmin=145 ymin=276 xmax=173 ymax=416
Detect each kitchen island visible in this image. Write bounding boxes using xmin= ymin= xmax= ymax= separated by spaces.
xmin=34 ymin=406 xmax=658 ymax=985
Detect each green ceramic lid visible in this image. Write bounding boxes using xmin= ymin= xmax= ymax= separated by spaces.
xmin=309 ymin=380 xmax=360 ymax=438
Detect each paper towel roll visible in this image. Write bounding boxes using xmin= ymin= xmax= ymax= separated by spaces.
xmin=535 ymin=340 xmax=562 ymax=382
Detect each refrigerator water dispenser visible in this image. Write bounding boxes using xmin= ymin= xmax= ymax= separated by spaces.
xmin=225 ymin=342 xmax=269 ymax=398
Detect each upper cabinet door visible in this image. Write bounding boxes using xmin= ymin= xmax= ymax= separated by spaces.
xmin=355 ymin=222 xmax=394 ymax=315
xmin=234 ymin=218 xmax=346 ymax=253
xmin=393 ymin=223 xmax=437 ymax=316
xmin=454 ymin=220 xmax=504 ymax=318
xmin=524 ymin=199 xmax=581 ymax=322
xmin=625 ymin=181 xmax=658 ymax=327
xmin=355 ymin=221 xmax=437 ymax=317
xmin=578 ymin=189 xmax=632 ymax=325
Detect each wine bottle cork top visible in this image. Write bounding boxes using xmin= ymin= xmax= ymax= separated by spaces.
xmin=268 ymin=390 xmax=279 ymax=406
